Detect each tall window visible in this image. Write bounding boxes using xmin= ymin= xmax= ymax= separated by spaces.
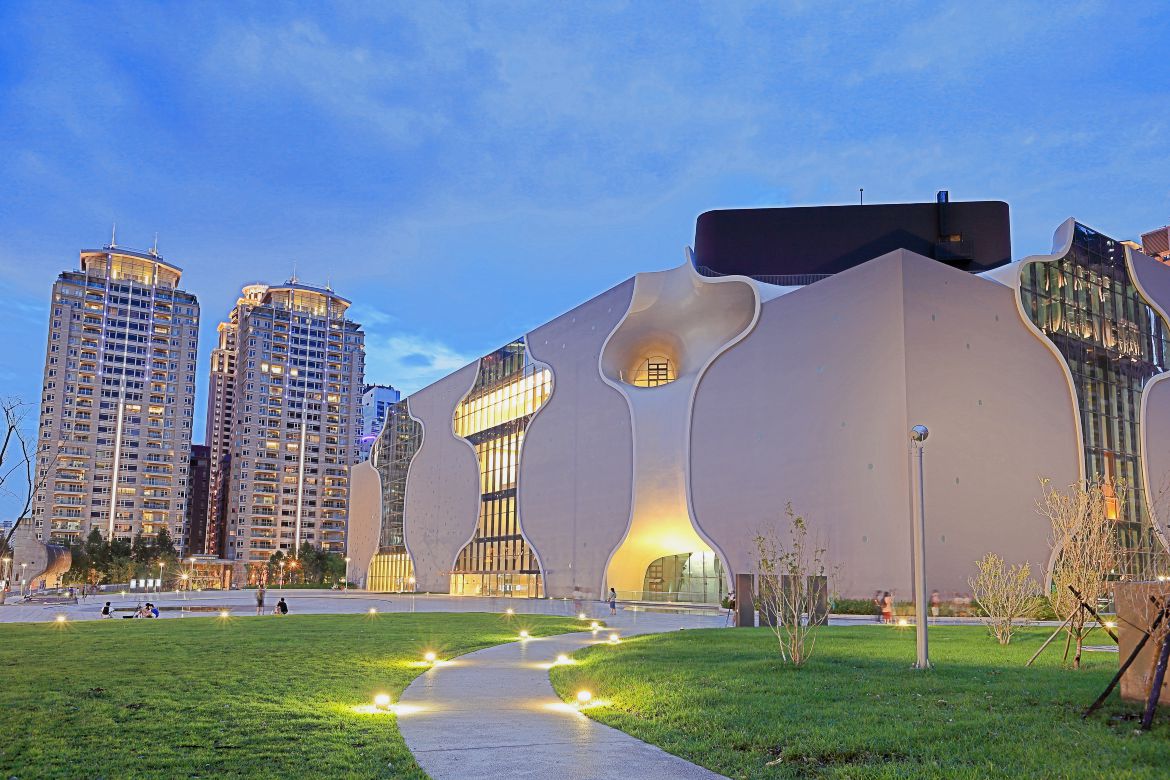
xmin=1020 ymin=222 xmax=1170 ymax=576
xmin=451 ymin=339 xmax=551 ymax=597
xmin=368 ymin=399 xmax=420 ymax=591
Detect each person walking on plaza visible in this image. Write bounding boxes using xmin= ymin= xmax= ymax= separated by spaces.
xmin=880 ymin=591 xmax=893 ymax=624
xmin=872 ymin=590 xmax=883 ymax=623
xmin=255 ymin=586 xmax=266 ymax=616
xmin=930 ymin=590 xmax=941 ymax=620
xmin=608 ymin=587 xmax=617 ymax=616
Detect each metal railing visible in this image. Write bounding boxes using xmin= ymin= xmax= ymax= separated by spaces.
xmin=693 ymin=264 xmax=832 ymax=287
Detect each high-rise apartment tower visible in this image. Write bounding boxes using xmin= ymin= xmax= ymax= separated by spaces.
xmin=31 ymin=244 xmax=200 ymax=551
xmin=206 ymin=280 xmax=364 ymax=566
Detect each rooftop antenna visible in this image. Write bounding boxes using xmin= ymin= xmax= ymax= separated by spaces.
xmin=325 ymin=274 xmax=332 ymax=292
xmin=860 ymin=188 xmax=864 ymax=206
xmin=289 ymin=260 xmax=299 ymax=284
xmin=109 ymin=222 xmax=117 ymax=248
xmin=150 ymin=232 xmax=159 ymax=257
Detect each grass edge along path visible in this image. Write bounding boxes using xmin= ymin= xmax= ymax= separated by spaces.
xmin=550 ymin=625 xmax=1170 ymax=780
xmin=0 ymin=612 xmax=584 ymax=779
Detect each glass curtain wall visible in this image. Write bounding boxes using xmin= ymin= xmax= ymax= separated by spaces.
xmin=450 ymin=339 xmax=551 ymax=597
xmin=642 ymin=552 xmax=727 ymax=604
xmin=367 ymin=399 xmax=421 ymax=592
xmin=1020 ymin=222 xmax=1170 ymax=576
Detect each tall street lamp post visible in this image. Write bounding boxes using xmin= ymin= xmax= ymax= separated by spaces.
xmin=909 ymin=425 xmax=931 ymax=670
xmin=20 ymin=562 xmax=28 ymax=597
xmin=344 ymin=557 xmax=350 ymax=592
xmin=279 ymin=561 xmax=285 ymax=590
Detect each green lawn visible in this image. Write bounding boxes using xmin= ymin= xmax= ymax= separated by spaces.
xmin=0 ymin=612 xmax=580 ymax=779
xmin=551 ymin=625 xmax=1170 ymax=779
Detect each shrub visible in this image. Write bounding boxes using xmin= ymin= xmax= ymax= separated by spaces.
xmin=968 ymin=553 xmax=1042 ymax=645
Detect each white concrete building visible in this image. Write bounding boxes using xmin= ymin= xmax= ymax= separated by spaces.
xmin=348 ymin=207 xmax=1170 ymax=601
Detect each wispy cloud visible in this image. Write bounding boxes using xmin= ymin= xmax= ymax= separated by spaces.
xmin=364 ymin=332 xmax=477 ymax=395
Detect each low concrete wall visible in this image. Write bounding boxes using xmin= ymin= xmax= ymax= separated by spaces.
xmin=1115 ymin=581 xmax=1170 ymax=704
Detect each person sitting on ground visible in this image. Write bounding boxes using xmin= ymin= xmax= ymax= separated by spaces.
xmin=135 ymin=603 xmax=152 ymax=619
xmin=101 ymin=601 xmax=113 ymax=618
xmin=150 ymin=603 xmax=160 ymax=618
xmin=275 ymin=597 xmax=288 ymax=615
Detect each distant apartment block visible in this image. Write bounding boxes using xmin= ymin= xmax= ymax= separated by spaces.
xmin=203 ymin=284 xmax=267 ymax=557
xmin=31 ymin=245 xmax=200 ymax=551
xmin=358 ymin=384 xmax=400 ymax=461
xmin=184 ymin=444 xmax=211 ymax=553
xmin=207 ymin=279 xmax=365 ymax=566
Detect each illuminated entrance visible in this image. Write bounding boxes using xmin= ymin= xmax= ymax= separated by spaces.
xmin=642 ymin=551 xmax=726 ymax=604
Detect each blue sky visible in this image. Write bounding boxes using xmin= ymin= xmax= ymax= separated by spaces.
xmin=1 ymin=1 xmax=1169 ymax=517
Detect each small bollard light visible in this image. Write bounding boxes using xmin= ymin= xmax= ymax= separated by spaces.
xmin=55 ymin=614 xmax=66 ymax=623
xmin=590 ymin=621 xmax=600 ymax=630
xmin=424 ymin=651 xmax=437 ymax=664
xmin=1105 ymin=620 xmax=1117 ymax=629
xmin=556 ymin=654 xmax=570 ymax=665
xmin=368 ymin=607 xmax=378 ymax=615
xmin=505 ymin=608 xmax=514 ymax=615
xmin=577 ymin=690 xmax=592 ymax=705
xmin=219 ymin=610 xmax=230 ymax=619
xmin=897 ymin=618 xmax=910 ymax=627
xmin=577 ymin=612 xmax=587 ymax=620
xmin=373 ymin=693 xmax=392 ymax=710
xmin=519 ymin=630 xmax=530 ymax=640
xmin=608 ymin=633 xmax=620 ymax=644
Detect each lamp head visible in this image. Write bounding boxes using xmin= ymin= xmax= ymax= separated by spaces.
xmin=910 ymin=425 xmax=929 ymax=443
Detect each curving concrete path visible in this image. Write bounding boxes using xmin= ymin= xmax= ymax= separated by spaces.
xmin=397 ymin=610 xmax=727 ymax=780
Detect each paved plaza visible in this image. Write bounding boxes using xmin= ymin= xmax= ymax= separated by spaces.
xmin=0 ymin=589 xmax=728 ymax=624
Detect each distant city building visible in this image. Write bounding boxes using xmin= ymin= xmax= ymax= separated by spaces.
xmin=207 ymin=279 xmax=365 ymax=568
xmin=1141 ymin=225 xmax=1170 ymax=264
xmin=358 ymin=384 xmax=401 ymax=461
xmin=203 ymin=285 xmax=267 ymax=557
xmin=30 ymin=244 xmax=200 ymax=552
xmin=184 ymin=444 xmax=211 ymax=553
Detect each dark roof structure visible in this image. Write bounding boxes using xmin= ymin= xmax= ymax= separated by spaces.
xmin=694 ymin=196 xmax=1012 ymax=280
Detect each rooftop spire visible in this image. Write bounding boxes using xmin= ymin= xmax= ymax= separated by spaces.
xmin=109 ymin=222 xmax=117 ymax=248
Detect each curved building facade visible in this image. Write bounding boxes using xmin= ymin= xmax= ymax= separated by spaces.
xmin=350 ymin=215 xmax=1170 ymax=601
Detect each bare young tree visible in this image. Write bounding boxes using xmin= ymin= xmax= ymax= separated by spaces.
xmin=1 ymin=397 xmax=79 ymax=548
xmin=1038 ymin=476 xmax=1122 ymax=669
xmin=968 ymin=553 xmax=1042 ymax=645
xmin=754 ymin=503 xmax=831 ymax=667
xmin=0 ymin=398 xmax=37 ymax=553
